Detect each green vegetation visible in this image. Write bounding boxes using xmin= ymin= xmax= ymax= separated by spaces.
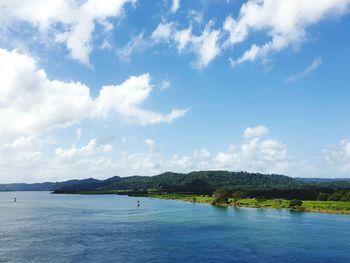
xmin=211 ymin=187 xmax=230 ymax=206
xmin=4 ymin=169 xmax=350 ymax=214
xmin=289 ymin=199 xmax=303 ymax=209
xmin=317 ymin=190 xmax=350 ymax=201
xmin=102 ymin=171 xmax=302 ymax=194
xmin=4 ymin=171 xmax=350 ymax=201
xmin=141 ymin=193 xmax=350 ymax=214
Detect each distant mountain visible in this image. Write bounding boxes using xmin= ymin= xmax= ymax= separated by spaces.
xmin=101 ymin=171 xmax=301 ymax=194
xmin=296 ymin=178 xmax=350 ymax=183
xmin=0 ymin=182 xmax=58 ymax=191
xmin=1 ymin=171 xmax=349 ymax=195
xmin=0 ymin=171 xmax=299 ymax=193
xmin=0 ymin=178 xmax=105 ymax=192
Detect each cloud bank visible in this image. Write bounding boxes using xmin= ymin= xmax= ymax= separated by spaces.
xmin=0 ymin=48 xmax=188 ymax=139
xmin=0 ymin=0 xmax=136 ymax=65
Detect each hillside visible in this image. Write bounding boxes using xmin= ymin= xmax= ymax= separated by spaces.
xmin=101 ymin=171 xmax=301 ymax=194
xmin=0 ymin=171 xmax=298 ymax=192
xmin=1 ymin=171 xmax=350 ymax=200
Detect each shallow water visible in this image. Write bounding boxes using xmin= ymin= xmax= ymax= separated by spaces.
xmin=0 ymin=191 xmax=349 ymax=263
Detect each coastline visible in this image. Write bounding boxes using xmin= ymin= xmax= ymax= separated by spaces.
xmin=52 ymin=190 xmax=350 ymax=215
xmin=133 ymin=193 xmax=350 ymax=215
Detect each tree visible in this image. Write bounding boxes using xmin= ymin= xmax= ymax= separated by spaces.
xmin=232 ymin=191 xmax=245 ymax=199
xmin=318 ymin=192 xmax=329 ymax=201
xmin=289 ymin=199 xmax=303 ymax=208
xmin=213 ymin=187 xmax=230 ymax=199
xmin=211 ymin=187 xmax=230 ymax=206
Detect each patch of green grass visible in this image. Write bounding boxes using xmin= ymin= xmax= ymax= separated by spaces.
xmin=145 ymin=193 xmax=350 ymax=214
xmin=302 ymin=201 xmax=350 ymax=213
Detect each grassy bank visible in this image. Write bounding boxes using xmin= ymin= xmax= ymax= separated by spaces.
xmin=141 ymin=193 xmax=350 ymax=214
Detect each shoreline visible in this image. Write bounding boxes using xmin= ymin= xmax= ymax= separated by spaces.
xmin=51 ymin=191 xmax=350 ymax=215
xmin=136 ymin=193 xmax=350 ymax=215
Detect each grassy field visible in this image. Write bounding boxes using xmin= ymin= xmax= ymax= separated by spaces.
xmin=143 ymin=193 xmax=350 ymax=214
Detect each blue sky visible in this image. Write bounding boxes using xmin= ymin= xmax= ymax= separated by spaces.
xmin=0 ymin=0 xmax=350 ymax=182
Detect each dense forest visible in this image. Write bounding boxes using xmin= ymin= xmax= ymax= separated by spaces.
xmin=1 ymin=171 xmax=350 ymax=201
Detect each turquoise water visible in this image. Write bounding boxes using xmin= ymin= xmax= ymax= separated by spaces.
xmin=0 ymin=192 xmax=349 ymax=263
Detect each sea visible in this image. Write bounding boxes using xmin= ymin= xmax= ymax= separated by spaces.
xmin=0 ymin=191 xmax=349 ymax=263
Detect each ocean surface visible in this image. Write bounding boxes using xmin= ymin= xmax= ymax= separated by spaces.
xmin=0 ymin=192 xmax=349 ymax=263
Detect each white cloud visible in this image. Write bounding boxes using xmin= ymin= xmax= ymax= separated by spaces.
xmin=152 ymin=20 xmax=222 ymax=68
xmin=0 ymin=48 xmax=188 ymax=139
xmin=115 ymin=126 xmax=289 ymax=177
xmin=187 ymin=9 xmax=203 ymax=24
xmin=224 ymin=0 xmax=350 ymax=65
xmin=149 ymin=0 xmax=350 ymax=68
xmin=151 ymin=22 xmax=175 ymax=42
xmin=243 ymin=125 xmax=269 ymax=139
xmin=286 ymin=57 xmax=323 ymax=82
xmin=54 ymin=139 xmax=112 ymax=159
xmin=95 ymin=74 xmax=189 ymax=125
xmin=0 ymin=48 xmax=94 ymax=139
xmin=193 ymin=148 xmax=211 ymax=158
xmin=323 ymin=140 xmax=350 ymax=173
xmin=171 ymin=0 xmax=180 ymax=13
xmin=0 ymin=0 xmax=136 ymax=65
xmin=0 ymin=129 xmax=287 ymax=183
xmin=174 ymin=27 xmax=193 ymax=51
xmin=160 ymin=80 xmax=171 ymax=91
xmin=4 ymin=126 xmax=350 ymax=183
xmin=171 ymin=154 xmax=193 ymax=168
xmin=0 ymin=136 xmax=53 ymax=182
xmin=213 ymin=137 xmax=289 ymax=174
xmin=116 ymin=33 xmax=149 ymax=62
xmin=0 ymin=136 xmax=117 ymax=183
xmin=192 ymin=22 xmax=221 ymax=68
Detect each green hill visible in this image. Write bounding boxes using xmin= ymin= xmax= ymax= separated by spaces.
xmin=102 ymin=171 xmax=301 ymax=194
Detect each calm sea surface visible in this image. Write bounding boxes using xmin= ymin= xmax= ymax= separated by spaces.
xmin=0 ymin=191 xmax=349 ymax=263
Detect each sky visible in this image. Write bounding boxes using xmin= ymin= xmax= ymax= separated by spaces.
xmin=0 ymin=0 xmax=350 ymax=183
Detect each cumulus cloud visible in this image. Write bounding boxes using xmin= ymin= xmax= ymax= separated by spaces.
xmin=213 ymin=137 xmax=289 ymax=174
xmin=117 ymin=126 xmax=290 ymax=176
xmin=94 ymin=74 xmax=189 ymax=125
xmin=0 ymin=126 xmax=292 ymax=183
xmin=117 ymin=127 xmax=289 ymax=175
xmin=243 ymin=125 xmax=269 ymax=139
xmin=286 ymin=57 xmax=323 ymax=82
xmin=0 ymin=136 xmax=118 ymax=183
xmin=54 ymin=139 xmax=113 ymax=159
xmin=224 ymin=0 xmax=350 ymax=65
xmin=151 ymin=22 xmax=175 ymax=42
xmin=0 ymin=48 xmax=188 ymax=139
xmin=6 ymin=125 xmax=349 ymax=182
xmin=193 ymin=148 xmax=211 ymax=158
xmin=323 ymin=140 xmax=350 ymax=173
xmin=148 ymin=1 xmax=349 ymax=68
xmin=151 ymin=20 xmax=221 ymax=68
xmin=171 ymin=0 xmax=180 ymax=13
xmin=0 ymin=136 xmax=54 ymax=182
xmin=0 ymin=0 xmax=136 ymax=65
